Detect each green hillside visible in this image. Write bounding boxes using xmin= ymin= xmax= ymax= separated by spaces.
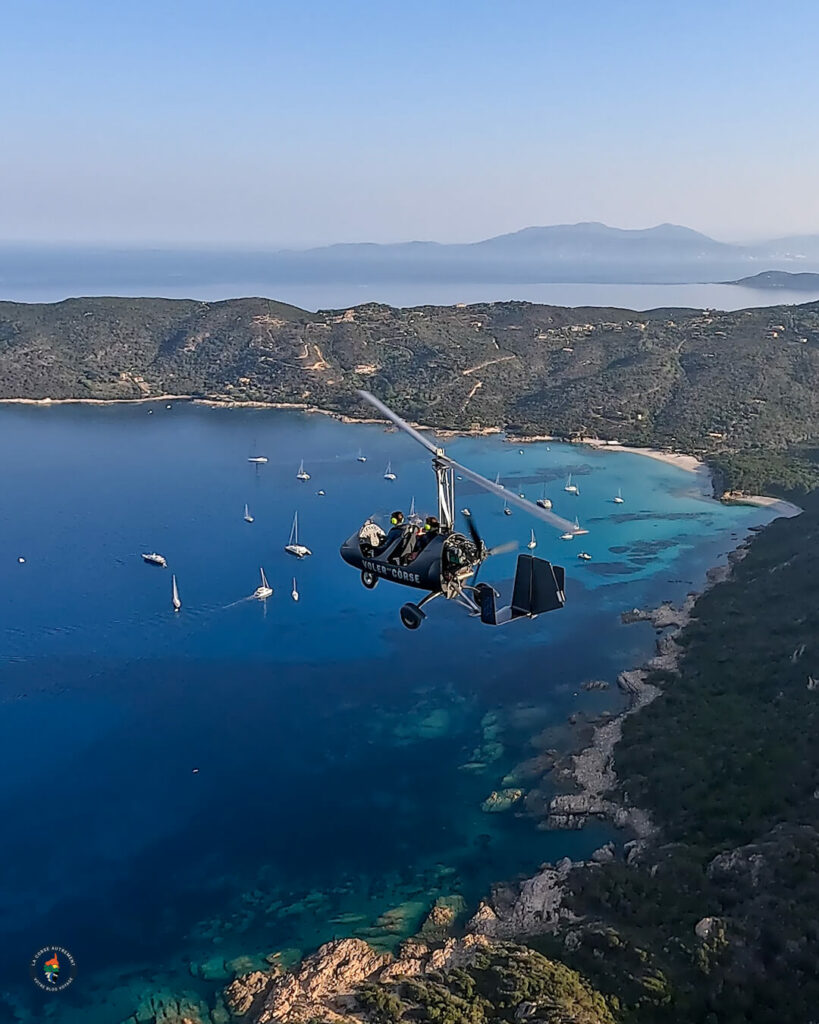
xmin=2 ymin=296 xmax=819 ymax=491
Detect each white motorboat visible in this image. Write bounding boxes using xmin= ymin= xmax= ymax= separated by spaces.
xmin=253 ymin=568 xmax=273 ymax=599
xmin=578 ymin=552 xmax=592 ymax=561
xmin=536 ymin=484 xmax=553 ymax=510
xmin=142 ymin=552 xmax=167 ymax=567
xmin=285 ymin=511 xmax=312 ymax=558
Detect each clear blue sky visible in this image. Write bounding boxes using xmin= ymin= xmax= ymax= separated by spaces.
xmin=3 ymin=0 xmax=818 ymax=246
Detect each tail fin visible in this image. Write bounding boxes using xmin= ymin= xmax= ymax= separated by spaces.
xmin=477 ymin=555 xmax=565 ymax=625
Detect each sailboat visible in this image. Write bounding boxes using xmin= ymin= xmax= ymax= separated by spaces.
xmin=243 ymin=503 xmax=254 ymax=523
xmin=564 ymin=474 xmax=579 ymax=494
xmin=291 ymin=577 xmax=299 ymax=602
xmin=572 ymin=515 xmax=589 ymax=536
xmin=285 ymin=511 xmax=312 ymax=558
xmin=171 ymin=574 xmax=181 ymax=611
xmin=503 ymin=499 xmax=512 ymax=516
xmin=527 ymin=529 xmax=537 ymax=550
xmin=384 ymin=461 xmax=397 ymax=481
xmin=296 ymin=460 xmax=311 ymax=481
xmin=253 ymin=568 xmax=273 ymax=599
xmin=408 ymin=496 xmax=422 ymax=526
xmin=613 ymin=487 xmax=624 ymax=504
xmin=357 ymin=449 xmax=367 ymax=463
xmin=536 ymin=484 xmax=553 ymax=510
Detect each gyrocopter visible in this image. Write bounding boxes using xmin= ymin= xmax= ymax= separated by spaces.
xmin=340 ymin=391 xmax=583 ymax=630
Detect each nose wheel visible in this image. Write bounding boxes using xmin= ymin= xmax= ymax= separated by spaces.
xmin=361 ymin=570 xmax=378 ymax=589
xmin=399 ymin=602 xmax=425 ymax=630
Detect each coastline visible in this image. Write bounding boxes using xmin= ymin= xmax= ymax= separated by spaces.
xmin=1 ymin=393 xmax=804 ymax=518
xmin=205 ymin=532 xmax=771 ymax=1024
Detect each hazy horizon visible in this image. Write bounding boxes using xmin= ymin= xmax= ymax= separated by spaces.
xmin=4 ymin=0 xmax=819 ymax=247
xmin=2 ymin=220 xmax=819 ymax=253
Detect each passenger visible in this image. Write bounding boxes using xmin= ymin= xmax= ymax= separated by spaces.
xmin=358 ymin=519 xmax=386 ymax=556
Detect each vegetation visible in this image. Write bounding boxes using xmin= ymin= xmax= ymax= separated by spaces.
xmin=1 ymin=296 xmax=819 ymax=490
xmin=358 ymin=945 xmax=615 ymax=1024
xmin=5 ymin=294 xmax=819 ymax=1020
xmin=557 ymin=483 xmax=819 ymax=1023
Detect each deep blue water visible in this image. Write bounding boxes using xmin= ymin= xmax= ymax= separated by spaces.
xmin=0 ymin=403 xmax=775 ymax=1022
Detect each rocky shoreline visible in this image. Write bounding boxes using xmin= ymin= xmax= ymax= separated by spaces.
xmin=540 ymin=541 xmax=752 ymax=840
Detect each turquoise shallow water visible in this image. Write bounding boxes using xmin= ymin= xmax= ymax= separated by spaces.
xmin=0 ymin=402 xmax=775 ymax=1022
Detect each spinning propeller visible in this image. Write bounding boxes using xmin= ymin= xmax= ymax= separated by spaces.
xmin=357 ymin=390 xmax=579 ymax=536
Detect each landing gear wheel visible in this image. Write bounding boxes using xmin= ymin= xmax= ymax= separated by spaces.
xmin=400 ymin=602 xmax=424 ymax=630
xmin=361 ymin=570 xmax=378 ymax=590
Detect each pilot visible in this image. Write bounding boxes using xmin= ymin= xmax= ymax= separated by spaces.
xmin=376 ymin=509 xmax=409 ymax=565
xmin=411 ymin=515 xmax=440 ymax=558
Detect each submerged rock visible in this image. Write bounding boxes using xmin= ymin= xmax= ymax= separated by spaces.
xmin=418 ymin=894 xmax=468 ymax=941
xmin=481 ymin=788 xmax=524 ymax=813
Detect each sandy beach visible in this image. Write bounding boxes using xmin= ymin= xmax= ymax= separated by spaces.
xmin=581 ymin=437 xmax=706 ymax=474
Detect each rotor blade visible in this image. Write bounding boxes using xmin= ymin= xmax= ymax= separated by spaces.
xmin=442 ymin=456 xmax=578 ymax=533
xmin=356 ymin=391 xmax=441 ymax=456
xmin=486 ymin=539 xmax=519 ymax=557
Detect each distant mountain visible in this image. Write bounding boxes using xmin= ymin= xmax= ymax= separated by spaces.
xmin=729 ymin=270 xmax=819 ymax=290
xmin=3 ymin=224 xmax=819 ymax=291
xmin=271 ymin=222 xmax=743 ymax=284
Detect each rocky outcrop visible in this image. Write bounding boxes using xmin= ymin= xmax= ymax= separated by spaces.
xmin=225 ymin=970 xmax=277 ymax=1017
xmin=234 ymin=934 xmax=492 ymax=1023
xmin=467 ymin=859 xmax=578 ymax=938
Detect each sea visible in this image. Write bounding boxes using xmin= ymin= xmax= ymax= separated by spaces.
xmin=3 ymin=277 xmax=819 ymax=313
xmin=0 ymin=402 xmax=778 ymax=1023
